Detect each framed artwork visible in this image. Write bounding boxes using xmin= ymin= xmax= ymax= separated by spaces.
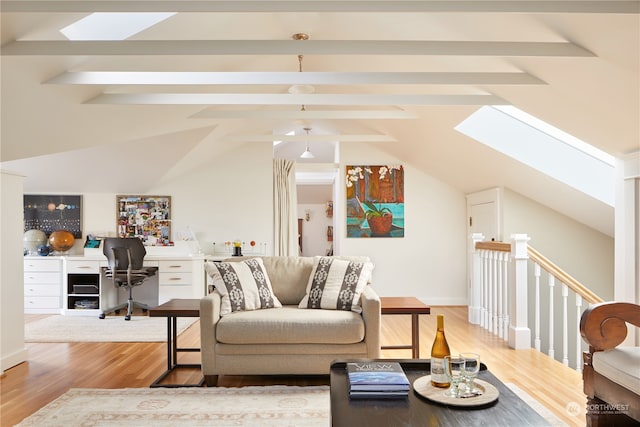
xmin=345 ymin=165 xmax=404 ymax=238
xmin=23 ymin=194 xmax=82 ymax=238
xmin=116 ymin=195 xmax=172 ymax=246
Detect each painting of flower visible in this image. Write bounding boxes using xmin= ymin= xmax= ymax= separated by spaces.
xmin=346 ymin=165 xmax=404 ymax=238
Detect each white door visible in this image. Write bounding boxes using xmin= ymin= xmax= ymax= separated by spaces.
xmin=466 ymin=188 xmax=502 ymax=323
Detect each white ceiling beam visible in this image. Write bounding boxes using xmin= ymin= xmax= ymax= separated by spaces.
xmin=47 ymin=71 xmax=545 ymax=85
xmin=222 ymin=134 xmax=397 ymax=143
xmin=2 ymin=40 xmax=594 ymax=57
xmin=3 ymin=1 xmax=637 ymax=14
xmin=87 ymin=93 xmax=508 ymax=105
xmin=190 ymin=109 xmax=417 ymax=119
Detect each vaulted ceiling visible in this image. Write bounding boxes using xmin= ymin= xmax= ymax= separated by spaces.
xmin=1 ymin=1 xmax=638 ymax=236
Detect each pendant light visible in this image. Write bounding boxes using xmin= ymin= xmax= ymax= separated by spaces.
xmin=300 ymin=127 xmax=315 ymax=159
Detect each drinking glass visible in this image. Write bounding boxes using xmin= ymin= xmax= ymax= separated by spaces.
xmin=444 ymin=355 xmax=465 ymax=397
xmin=460 ymin=352 xmax=481 ymax=395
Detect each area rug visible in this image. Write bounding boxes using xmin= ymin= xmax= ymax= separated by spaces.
xmin=15 ymin=386 xmax=330 ymax=427
xmin=24 ymin=315 xmax=198 ymax=343
xmin=505 ymin=383 xmax=568 ymax=426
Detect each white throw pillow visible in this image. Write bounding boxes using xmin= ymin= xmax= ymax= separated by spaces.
xmin=205 ymin=258 xmax=282 ymax=316
xmin=298 ymin=256 xmax=374 ymax=313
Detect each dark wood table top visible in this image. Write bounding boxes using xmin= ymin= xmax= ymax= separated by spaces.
xmin=330 ymin=359 xmax=551 ymax=427
xmin=148 ymin=298 xmax=200 ymax=317
xmin=380 ymin=297 xmax=431 ymax=315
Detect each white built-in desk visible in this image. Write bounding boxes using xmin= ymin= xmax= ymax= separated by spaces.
xmin=24 ymin=248 xmax=206 ymax=316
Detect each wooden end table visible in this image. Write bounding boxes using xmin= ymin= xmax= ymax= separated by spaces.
xmin=380 ymin=297 xmax=431 ymax=358
xmin=148 ymin=298 xmax=204 ymax=387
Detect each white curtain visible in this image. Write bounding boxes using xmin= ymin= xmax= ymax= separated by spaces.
xmin=273 ymin=158 xmax=299 ymax=256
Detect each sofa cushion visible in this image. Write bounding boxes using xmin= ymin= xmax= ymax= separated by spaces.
xmin=593 ymin=347 xmax=640 ymax=395
xmin=298 ymin=256 xmax=374 ymax=313
xmin=205 ymin=258 xmax=282 ymax=316
xmin=216 ymin=306 xmax=365 ymax=344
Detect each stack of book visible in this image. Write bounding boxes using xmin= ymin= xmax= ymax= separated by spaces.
xmin=347 ymin=361 xmax=411 ymax=399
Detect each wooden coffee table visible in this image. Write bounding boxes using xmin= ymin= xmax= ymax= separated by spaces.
xmin=380 ymin=297 xmax=430 ymax=358
xmin=330 ymin=359 xmax=551 ymax=427
xmin=148 ymin=298 xmax=204 ymax=387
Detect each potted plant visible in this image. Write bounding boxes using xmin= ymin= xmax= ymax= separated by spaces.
xmin=363 ymin=201 xmax=393 ymax=235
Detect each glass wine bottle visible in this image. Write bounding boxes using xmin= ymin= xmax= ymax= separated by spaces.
xmin=430 ymin=314 xmax=451 ymax=388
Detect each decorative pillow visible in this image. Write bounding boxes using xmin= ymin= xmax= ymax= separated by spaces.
xmin=298 ymin=257 xmax=374 ymax=313
xmin=205 ymin=258 xmax=282 ymax=316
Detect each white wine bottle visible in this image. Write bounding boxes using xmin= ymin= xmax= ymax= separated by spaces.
xmin=430 ymin=314 xmax=451 ymax=388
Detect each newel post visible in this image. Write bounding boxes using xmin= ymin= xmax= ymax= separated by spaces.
xmin=508 ymin=234 xmax=531 ymax=349
xmin=469 ymin=233 xmax=485 ymax=325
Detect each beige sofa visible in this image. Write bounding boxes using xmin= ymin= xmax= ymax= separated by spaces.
xmin=200 ymin=256 xmax=381 ymax=386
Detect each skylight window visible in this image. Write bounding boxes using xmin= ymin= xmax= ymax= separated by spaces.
xmin=273 ymin=130 xmax=296 ymax=146
xmin=455 ymin=106 xmax=615 ymax=206
xmin=60 ymin=13 xmax=175 ymax=41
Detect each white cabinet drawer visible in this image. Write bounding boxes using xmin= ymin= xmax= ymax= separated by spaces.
xmin=25 ymin=284 xmax=60 ymax=297
xmin=24 ymin=296 xmax=61 ymax=309
xmin=66 ymin=260 xmax=100 ymax=274
xmin=24 ymin=259 xmax=61 ymax=272
xmin=159 ymin=272 xmax=192 ymax=286
xmin=24 ymin=272 xmax=60 ymax=284
xmin=158 ymin=286 xmax=194 ymax=304
xmin=158 ymin=260 xmax=192 ymax=273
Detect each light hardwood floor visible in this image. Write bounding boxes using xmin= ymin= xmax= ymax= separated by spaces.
xmin=1 ymin=306 xmax=586 ymax=426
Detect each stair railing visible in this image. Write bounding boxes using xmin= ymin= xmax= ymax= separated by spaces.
xmin=470 ymin=233 xmax=604 ymax=371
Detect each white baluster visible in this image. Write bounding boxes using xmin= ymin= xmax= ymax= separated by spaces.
xmin=575 ymin=294 xmax=583 ymax=372
xmin=491 ymin=250 xmax=498 ymax=335
xmin=502 ymin=254 xmax=509 ymax=341
xmin=534 ymin=263 xmax=541 ymax=351
xmin=548 ymin=275 xmax=555 ymax=359
xmin=562 ymin=283 xmax=569 ymax=366
xmin=481 ymin=250 xmax=488 ymax=329
xmin=497 ymin=251 xmax=504 ymax=339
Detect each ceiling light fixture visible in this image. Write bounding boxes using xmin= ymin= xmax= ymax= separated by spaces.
xmin=289 ymin=33 xmax=315 ymax=108
xmin=300 ymin=127 xmax=315 ymax=159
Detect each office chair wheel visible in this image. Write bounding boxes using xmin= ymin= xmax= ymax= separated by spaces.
xmin=99 ymin=313 xmax=105 ymax=319
xmin=125 ymin=315 xmax=131 ymax=321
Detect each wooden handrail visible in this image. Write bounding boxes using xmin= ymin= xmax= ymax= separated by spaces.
xmin=527 ymin=245 xmax=604 ymax=305
xmin=475 ymin=241 xmax=511 ymax=252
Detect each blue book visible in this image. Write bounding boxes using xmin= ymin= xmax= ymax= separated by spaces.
xmin=347 ymin=362 xmax=410 ymax=392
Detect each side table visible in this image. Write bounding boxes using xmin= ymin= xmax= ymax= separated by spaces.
xmin=380 ymin=297 xmax=431 ymax=358
xmin=149 ymin=298 xmax=204 ymax=387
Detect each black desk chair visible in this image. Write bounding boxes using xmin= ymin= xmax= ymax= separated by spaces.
xmin=99 ymin=237 xmax=158 ymax=321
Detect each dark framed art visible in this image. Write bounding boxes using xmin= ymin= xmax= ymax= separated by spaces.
xmin=116 ymin=195 xmax=172 ymax=246
xmin=23 ymin=194 xmax=82 ymax=238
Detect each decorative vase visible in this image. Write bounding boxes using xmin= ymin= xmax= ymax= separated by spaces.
xmin=367 ymin=214 xmax=393 ymax=236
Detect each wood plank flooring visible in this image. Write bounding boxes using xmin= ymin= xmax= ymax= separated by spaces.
xmin=1 ymin=306 xmax=586 ymax=426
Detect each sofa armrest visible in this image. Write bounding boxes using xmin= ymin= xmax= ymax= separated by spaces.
xmin=200 ymin=292 xmax=222 ymax=376
xmin=360 ymin=285 xmax=381 ymax=358
xmin=580 ymin=302 xmax=640 ymax=352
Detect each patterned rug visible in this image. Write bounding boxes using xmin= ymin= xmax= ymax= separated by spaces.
xmin=24 ymin=315 xmax=198 ymax=342
xmin=16 ymin=386 xmax=330 ymax=427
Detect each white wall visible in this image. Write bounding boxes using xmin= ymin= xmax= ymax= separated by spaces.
xmin=1 ymin=170 xmax=28 ymax=372
xmin=297 ymin=203 xmax=333 ymax=256
xmin=337 ymin=143 xmax=468 ymax=304
xmin=502 ymin=188 xmax=614 ymax=300
xmin=77 ymin=143 xmax=274 ymax=257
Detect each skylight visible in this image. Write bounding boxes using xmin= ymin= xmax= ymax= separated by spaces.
xmin=60 ymin=13 xmax=175 ymax=41
xmin=455 ymin=106 xmax=615 ymax=206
